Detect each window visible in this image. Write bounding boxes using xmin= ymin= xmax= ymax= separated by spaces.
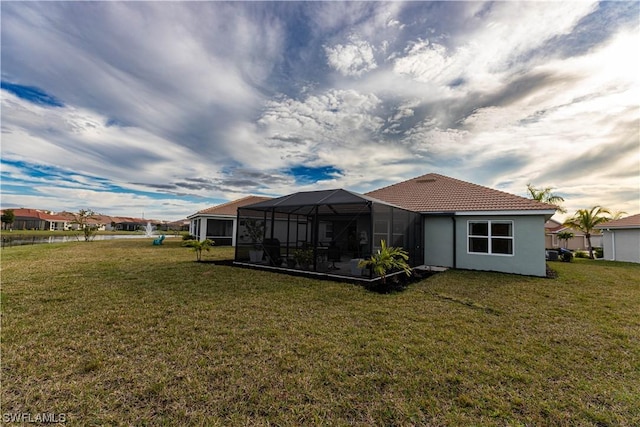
xmin=468 ymin=221 xmax=513 ymax=255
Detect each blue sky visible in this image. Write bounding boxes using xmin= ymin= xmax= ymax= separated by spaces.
xmin=1 ymin=1 xmax=638 ymax=220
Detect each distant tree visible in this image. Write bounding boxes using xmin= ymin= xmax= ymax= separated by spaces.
xmin=527 ymin=183 xmax=566 ymax=213
xmin=557 ymin=231 xmax=574 ymax=249
xmin=72 ymin=209 xmax=99 ymax=241
xmin=1 ymin=209 xmax=15 ymax=230
xmin=563 ymin=206 xmax=611 ymax=259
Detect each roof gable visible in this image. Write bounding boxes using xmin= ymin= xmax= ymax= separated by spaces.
xmin=195 ymin=195 xmax=272 ymax=216
xmin=365 ymin=173 xmax=557 ymax=213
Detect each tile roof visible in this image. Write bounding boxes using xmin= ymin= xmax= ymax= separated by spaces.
xmin=595 ymin=213 xmax=640 ymax=229
xmin=194 ymin=195 xmax=272 ymax=216
xmin=2 ymin=208 xmax=69 ymax=221
xmin=365 ymin=173 xmax=557 ymax=213
xmin=545 ymin=219 xmax=564 ymax=232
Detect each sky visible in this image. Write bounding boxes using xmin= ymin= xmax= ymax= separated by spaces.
xmin=1 ymin=1 xmax=639 ymax=221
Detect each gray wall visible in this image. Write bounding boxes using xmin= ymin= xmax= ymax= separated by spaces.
xmin=602 ymin=229 xmax=640 ymax=263
xmin=455 ymin=215 xmax=547 ymax=277
xmin=424 ymin=216 xmax=454 ymax=267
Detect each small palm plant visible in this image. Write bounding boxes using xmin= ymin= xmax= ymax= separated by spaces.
xmin=183 ymin=239 xmax=214 ymax=262
xmin=358 ymin=240 xmax=412 ymax=284
xmin=557 ymin=230 xmax=574 ymax=249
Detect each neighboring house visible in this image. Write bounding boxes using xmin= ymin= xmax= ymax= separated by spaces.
xmin=595 ymin=214 xmax=640 ymax=263
xmin=56 ymin=211 xmax=109 ymax=231
xmin=234 ymin=173 xmax=556 ymax=277
xmin=110 ymin=217 xmax=150 ymax=231
xmin=161 ymin=219 xmax=190 ymax=232
xmin=544 ymin=219 xmax=603 ymax=250
xmin=188 ymin=196 xmax=271 ymax=245
xmin=1 ymin=208 xmax=69 ymax=230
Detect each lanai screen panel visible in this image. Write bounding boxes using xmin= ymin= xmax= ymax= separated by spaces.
xmin=371 ymin=202 xmax=422 ymax=267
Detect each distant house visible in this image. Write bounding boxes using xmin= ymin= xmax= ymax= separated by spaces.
xmin=110 ymin=217 xmax=151 ymax=232
xmin=161 ymin=219 xmax=190 ymax=232
xmin=544 ymin=219 xmax=603 ymax=250
xmin=1 ymin=208 xmax=69 ymax=230
xmin=188 ymin=196 xmax=271 ymax=245
xmin=595 ymin=214 xmax=640 ymax=263
xmin=56 ymin=211 xmax=109 ymax=231
xmin=234 ymin=173 xmax=556 ymax=278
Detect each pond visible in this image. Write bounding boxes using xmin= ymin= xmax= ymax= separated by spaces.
xmin=1 ymin=234 xmax=176 ymax=247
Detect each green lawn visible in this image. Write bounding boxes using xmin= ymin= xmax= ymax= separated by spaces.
xmin=1 ymin=240 xmax=639 ymax=425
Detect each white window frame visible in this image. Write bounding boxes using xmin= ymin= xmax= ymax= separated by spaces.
xmin=467 ymin=220 xmax=514 ymax=256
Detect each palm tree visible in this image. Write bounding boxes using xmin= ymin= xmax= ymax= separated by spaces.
xmin=526 ymin=183 xmax=566 ymax=213
xmin=563 ymin=206 xmax=611 ymax=259
xmin=358 ymin=240 xmax=412 ymax=284
xmin=557 ymin=230 xmax=574 ymax=249
xmin=609 ymin=210 xmax=627 ymax=220
xmin=183 ymin=239 xmax=214 ymax=262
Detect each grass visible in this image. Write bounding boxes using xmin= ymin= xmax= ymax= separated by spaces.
xmin=1 ymin=240 xmax=639 ymax=425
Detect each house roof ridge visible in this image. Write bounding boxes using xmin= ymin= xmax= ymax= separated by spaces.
xmin=365 ymin=172 xmax=557 ymax=213
xmin=595 ymin=213 xmax=640 ymax=228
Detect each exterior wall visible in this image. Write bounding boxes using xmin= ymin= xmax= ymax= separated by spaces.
xmin=602 ymin=229 xmax=640 ymax=263
xmin=454 ymin=215 xmax=547 ymax=277
xmin=424 ymin=216 xmax=454 ymax=267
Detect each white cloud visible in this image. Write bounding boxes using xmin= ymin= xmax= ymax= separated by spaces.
xmin=325 ymin=37 xmax=377 ymax=77
xmin=393 ymin=39 xmax=453 ymax=84
xmin=1 ymin=1 xmax=637 ymax=220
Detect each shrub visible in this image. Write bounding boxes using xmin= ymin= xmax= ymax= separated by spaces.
xmin=182 ymin=239 xmax=214 ymax=261
xmin=182 ymin=233 xmax=196 ymax=241
xmin=358 ymin=240 xmax=411 ymax=284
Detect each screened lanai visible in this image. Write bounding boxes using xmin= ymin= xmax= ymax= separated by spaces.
xmin=234 ymin=189 xmax=423 ymax=279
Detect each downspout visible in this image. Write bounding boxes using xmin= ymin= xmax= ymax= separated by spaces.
xmin=609 ymin=229 xmax=615 ymax=260
xmin=451 ymin=216 xmax=457 ymax=269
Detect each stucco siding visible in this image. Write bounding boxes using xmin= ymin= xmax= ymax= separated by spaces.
xmin=455 ymin=215 xmax=547 ymax=277
xmin=424 ymin=216 xmax=454 ymax=267
xmin=601 ymin=231 xmax=614 ymax=260
xmin=604 ymin=229 xmax=640 ymax=263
